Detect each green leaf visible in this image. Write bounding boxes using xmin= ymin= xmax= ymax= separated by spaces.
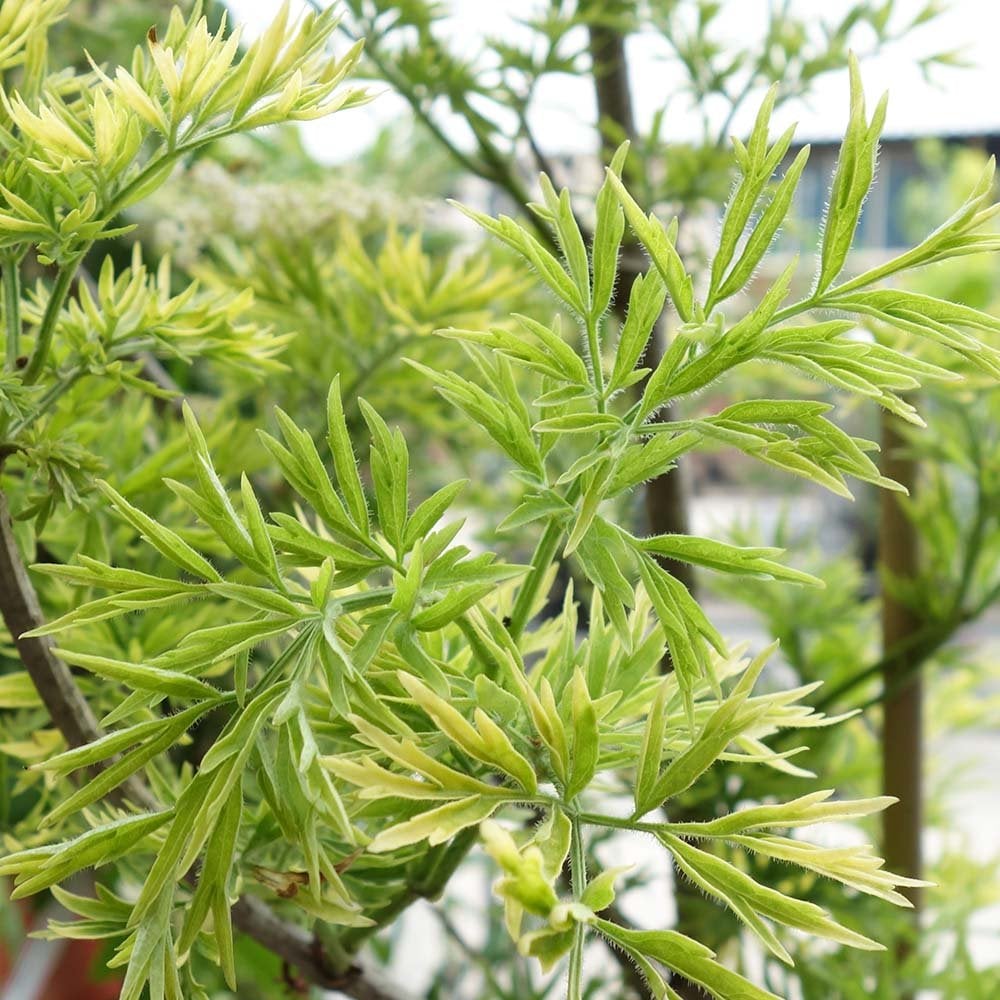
xmin=411 ymin=582 xmax=502 ymax=631
xmin=177 ymin=780 xmax=242 ymax=984
xmin=533 ymin=412 xmax=624 ymax=434
xmin=53 ymin=649 xmax=220 ymax=700
xmin=513 ymin=313 xmax=592 ymax=385
xmin=327 ymin=375 xmax=370 ymax=532
xmin=714 ymin=145 xmax=810 ymax=303
xmin=709 ymin=86 xmax=791 ymax=297
xmin=817 ymin=54 xmax=888 ymax=294
xmin=263 ymin=404 xmax=361 ymax=541
xmin=205 ymin=582 xmax=301 ymax=617
xmin=481 ymin=818 xmax=560 ymax=916
xmin=606 ymin=430 xmax=700 ymax=496
xmin=827 ymin=288 xmax=1000 ymax=376
xmin=591 ymin=142 xmax=628 ymax=319
xmin=635 ymin=678 xmax=670 ymax=817
xmin=95 ymin=481 xmax=219 ymax=582
xmin=452 ymin=202 xmax=586 ymax=314
xmin=399 ymin=673 xmax=537 ymax=793
xmin=564 ymin=461 xmax=611 ymax=557
xmin=360 ymin=399 xmax=410 ymax=550
xmin=565 ymin=668 xmax=599 ymax=798
xmin=368 ymin=795 xmax=506 ymax=853
xmin=347 ymin=713 xmax=496 ymax=795
xmin=239 ymin=473 xmax=281 ymax=586
xmin=660 ymin=833 xmax=884 ymax=953
xmin=644 ymin=644 xmax=774 ymax=809
xmin=639 ymin=533 xmax=823 ymax=586
xmin=409 ymin=359 xmax=544 ymax=478
xmin=518 ymin=926 xmax=575 ymax=972
xmin=538 ymin=174 xmax=590 ymax=312
xmin=180 ymin=404 xmax=259 ymax=566
xmin=581 ymin=866 xmax=629 ymax=913
xmin=594 ymin=920 xmax=781 ymax=1000
xmin=607 ymin=173 xmax=693 ymax=321
xmin=198 ymin=680 xmax=290 ymax=774
xmin=728 ymin=832 xmax=926 ymax=906
xmin=650 ymin=261 xmax=794 ymax=407
xmin=637 ymin=555 xmax=718 ymax=716
xmin=609 ymin=267 xmax=666 ymax=395
xmin=2 ymin=812 xmax=172 ymax=899
xmin=0 ymin=671 xmax=42 ymax=708
xmin=38 ymin=702 xmax=213 ymax=826
xmin=660 ymin=789 xmax=899 ymax=837
xmin=152 ymin=616 xmax=299 ymax=675
xmin=403 ymin=480 xmax=467 ymax=552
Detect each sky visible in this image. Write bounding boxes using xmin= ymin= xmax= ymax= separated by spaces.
xmin=225 ymin=0 xmax=1000 ymax=163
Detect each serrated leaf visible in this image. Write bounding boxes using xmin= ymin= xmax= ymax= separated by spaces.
xmin=607 ymin=172 xmax=693 ymax=321
xmin=640 ymin=533 xmax=823 ymax=586
xmin=817 ymin=54 xmax=888 ymax=294
xmin=591 ymin=142 xmax=628 ymax=318
xmin=594 ymin=920 xmax=781 ymax=1000
xmin=368 ymin=795 xmax=505 ymax=853
xmin=327 ymin=376 xmax=370 ymax=532
xmin=660 ymin=833 xmax=884 ymax=953
xmin=95 ymin=481 xmax=219 ymax=582
xmin=53 ymin=649 xmax=219 ymax=700
xmin=565 ymin=668 xmax=598 ymax=798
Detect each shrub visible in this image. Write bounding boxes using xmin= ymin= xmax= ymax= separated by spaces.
xmin=1 ymin=4 xmax=999 ymax=999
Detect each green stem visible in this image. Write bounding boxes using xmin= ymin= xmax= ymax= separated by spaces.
xmin=23 ymin=261 xmax=79 ymax=385
xmin=508 ymin=518 xmax=563 ymax=641
xmin=586 ymin=312 xmax=606 ymax=412
xmin=341 ymin=330 xmax=422 ymax=405
xmin=810 ymin=622 xmax=948 ymax=714
xmin=508 ymin=474 xmax=585 ymax=640
xmin=3 ymin=256 xmax=21 ymax=369
xmin=104 ymin=127 xmax=238 ymax=218
xmin=578 ymin=811 xmax=661 ymax=834
xmin=947 ymin=410 xmax=987 ymax=620
xmin=567 ymin=814 xmax=587 ymax=1000
xmin=9 ymin=368 xmax=84 ymax=436
xmin=810 ymin=413 xmax=990 ymax=719
xmin=435 ymin=908 xmax=515 ymax=1000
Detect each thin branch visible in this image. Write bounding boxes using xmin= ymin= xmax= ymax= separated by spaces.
xmin=567 ymin=816 xmax=586 ymax=1000
xmin=332 ymin=9 xmax=559 ymax=250
xmin=0 ymin=488 xmax=404 ymax=1000
xmin=434 ymin=905 xmax=514 ymax=999
xmin=3 ymin=255 xmax=21 ymax=369
xmin=513 ymin=100 xmax=560 ymax=185
xmin=22 ymin=260 xmax=80 ymax=385
xmin=340 ymin=24 xmax=485 ymax=181
xmin=0 ymin=491 xmax=145 ymax=775
xmin=230 ymin=895 xmax=410 ymax=1000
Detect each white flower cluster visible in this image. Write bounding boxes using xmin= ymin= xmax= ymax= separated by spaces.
xmin=135 ymin=158 xmax=429 ymax=267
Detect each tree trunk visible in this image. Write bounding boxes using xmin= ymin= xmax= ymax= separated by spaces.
xmin=879 ymin=409 xmax=923 ymax=990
